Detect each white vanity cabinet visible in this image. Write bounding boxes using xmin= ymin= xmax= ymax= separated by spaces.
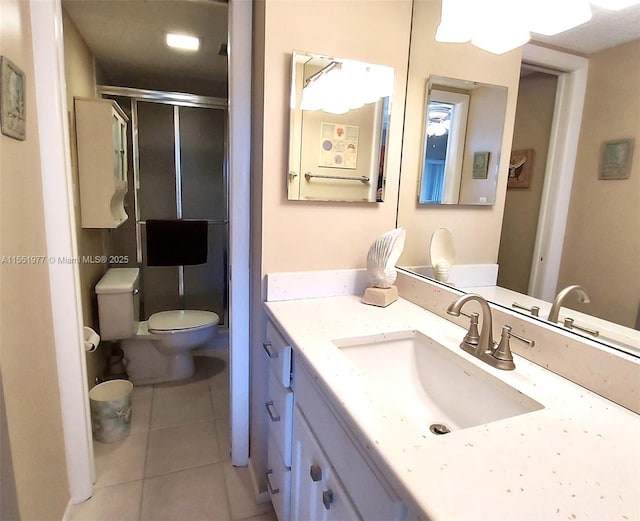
xmin=74 ymin=97 xmax=129 ymax=228
xmin=264 ymin=317 xmax=406 ymax=521
xmin=264 ymin=320 xmax=294 ymax=521
xmin=291 ymin=407 xmax=361 ymax=520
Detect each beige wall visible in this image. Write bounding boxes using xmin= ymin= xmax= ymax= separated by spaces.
xmin=558 ymin=40 xmax=640 ymax=327
xmin=260 ymin=0 xmax=412 ymax=274
xmin=396 ymin=0 xmax=522 ymax=268
xmin=0 ymin=0 xmax=70 ymax=518
xmin=63 ymin=10 xmax=108 ymax=388
xmin=458 ymin=84 xmax=509 ymax=204
xmin=498 ymin=72 xmax=557 ymax=293
xmin=251 ymin=0 xmax=413 ymax=490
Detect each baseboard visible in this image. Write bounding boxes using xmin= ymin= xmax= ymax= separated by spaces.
xmin=248 ymin=456 xmax=271 ymax=504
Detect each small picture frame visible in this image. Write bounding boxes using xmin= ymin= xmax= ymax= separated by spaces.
xmin=508 ymin=148 xmax=534 ymax=189
xmin=0 ymin=56 xmax=26 ymax=141
xmin=472 ymin=151 xmax=490 ymax=179
xmin=599 ymin=139 xmax=634 ymax=180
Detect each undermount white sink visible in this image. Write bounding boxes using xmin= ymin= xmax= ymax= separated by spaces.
xmin=333 ymin=330 xmax=544 ymax=435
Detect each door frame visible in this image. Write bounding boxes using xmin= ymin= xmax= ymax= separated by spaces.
xmin=30 ymin=0 xmax=94 ymax=502
xmin=29 ymin=0 xmax=252 ymax=502
xmin=521 ymin=44 xmax=589 ymax=301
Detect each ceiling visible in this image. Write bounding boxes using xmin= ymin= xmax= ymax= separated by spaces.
xmin=62 ymin=1 xmax=639 ymax=98
xmin=531 ymin=4 xmax=640 ymax=55
xmin=62 ymin=0 xmax=228 ymax=97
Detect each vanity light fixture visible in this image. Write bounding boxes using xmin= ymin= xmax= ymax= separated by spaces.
xmin=436 ymin=0 xmax=594 ymax=54
xmin=166 ymin=33 xmax=200 ymax=51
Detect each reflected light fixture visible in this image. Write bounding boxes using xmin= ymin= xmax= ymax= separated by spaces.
xmin=300 ymin=60 xmax=393 ymax=114
xmin=436 ymin=0 xmax=596 ymax=54
xmin=166 ymin=33 xmax=200 ymax=51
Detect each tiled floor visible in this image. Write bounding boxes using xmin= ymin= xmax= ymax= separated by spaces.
xmin=70 ymin=350 xmax=276 ymax=521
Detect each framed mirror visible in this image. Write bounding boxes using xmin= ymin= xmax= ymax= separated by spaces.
xmin=419 ymin=76 xmax=507 ymax=206
xmin=288 ymin=51 xmax=394 ymax=202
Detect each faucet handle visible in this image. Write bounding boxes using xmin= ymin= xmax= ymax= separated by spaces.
xmin=492 ymin=326 xmax=517 ymax=370
xmin=461 ymin=312 xmax=480 ymax=346
xmin=493 ymin=325 xmax=536 ymax=371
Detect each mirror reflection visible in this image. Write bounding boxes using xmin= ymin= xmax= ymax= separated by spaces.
xmin=397 ymin=0 xmax=640 ymax=357
xmin=288 ymin=51 xmax=393 ymax=202
xmin=419 ymin=77 xmax=507 ymax=205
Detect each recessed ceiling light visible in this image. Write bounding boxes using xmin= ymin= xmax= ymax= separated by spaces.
xmin=166 ymin=33 xmax=200 ymax=51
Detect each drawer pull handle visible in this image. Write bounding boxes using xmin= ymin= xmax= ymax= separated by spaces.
xmin=309 ymin=464 xmax=323 ymax=482
xmin=265 ymin=401 xmax=281 ymax=422
xmin=263 ymin=342 xmax=278 ymax=359
xmin=322 ymin=489 xmax=334 ymax=510
xmin=266 ymin=470 xmax=279 ymax=495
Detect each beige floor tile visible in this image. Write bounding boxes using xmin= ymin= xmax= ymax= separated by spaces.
xmin=212 ymin=387 xmax=230 ymax=419
xmin=94 ymin=433 xmax=148 ymax=488
xmin=223 ymin=463 xmax=274 ymax=521
xmin=150 ymin=382 xmax=213 ymax=430
xmin=215 ymin=417 xmax=231 ymax=462
xmin=210 ymin=367 xmax=230 ymax=393
xmin=69 ymin=480 xmax=142 ymax=521
xmin=140 ymin=464 xmax=231 ymax=521
xmin=145 ymin=420 xmax=220 ymax=477
xmin=132 ymin=385 xmax=153 ymax=403
xmin=130 ymin=395 xmax=152 ymax=436
xmin=238 ymin=512 xmax=277 ymax=521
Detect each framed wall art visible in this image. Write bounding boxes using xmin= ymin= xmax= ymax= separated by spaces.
xmin=0 ymin=56 xmax=26 ymax=141
xmin=508 ymin=148 xmax=534 ymax=189
xmin=472 ymin=151 xmax=490 ymax=179
xmin=599 ymin=139 xmax=634 ymax=180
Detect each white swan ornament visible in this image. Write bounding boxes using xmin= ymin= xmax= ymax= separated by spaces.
xmin=362 ymin=227 xmax=406 ymax=307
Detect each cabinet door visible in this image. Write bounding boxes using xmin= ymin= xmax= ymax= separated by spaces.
xmin=112 ymin=113 xmax=127 ymax=184
xmin=292 ymin=408 xmax=361 ymax=521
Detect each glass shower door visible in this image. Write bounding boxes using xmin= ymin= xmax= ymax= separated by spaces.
xmin=136 ymin=100 xmax=228 ymax=323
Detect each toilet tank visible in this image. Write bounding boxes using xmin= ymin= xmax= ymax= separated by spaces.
xmin=95 ymin=268 xmax=140 ymax=341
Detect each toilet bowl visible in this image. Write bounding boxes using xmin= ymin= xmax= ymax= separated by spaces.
xmin=96 ymin=268 xmax=219 ymax=385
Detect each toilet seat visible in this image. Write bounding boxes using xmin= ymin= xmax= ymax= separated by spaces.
xmin=148 ymin=310 xmax=219 ymax=334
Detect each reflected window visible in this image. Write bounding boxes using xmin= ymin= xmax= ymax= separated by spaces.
xmin=422 ymin=101 xmax=454 ymax=203
xmin=419 ymin=89 xmax=469 ymax=204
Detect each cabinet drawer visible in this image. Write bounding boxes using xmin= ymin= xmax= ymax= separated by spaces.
xmin=267 ymin=432 xmax=291 ymax=521
xmin=292 ymin=408 xmax=361 ymax=521
xmin=265 ymin=321 xmax=293 ymax=388
xmin=267 ymin=369 xmax=294 ymax=467
xmin=296 ymin=362 xmax=405 ymax=521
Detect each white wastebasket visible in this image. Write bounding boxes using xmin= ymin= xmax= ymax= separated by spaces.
xmin=89 ymin=379 xmax=133 ymax=443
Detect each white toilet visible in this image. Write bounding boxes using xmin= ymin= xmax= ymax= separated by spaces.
xmin=95 ymin=267 xmax=219 ymax=385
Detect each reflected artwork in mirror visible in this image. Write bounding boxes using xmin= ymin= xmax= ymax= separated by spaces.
xmin=288 ymin=51 xmax=394 ymax=202
xmin=419 ymin=76 xmax=507 ymax=206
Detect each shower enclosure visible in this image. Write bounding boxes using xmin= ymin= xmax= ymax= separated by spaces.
xmin=102 ymin=87 xmax=229 ymax=326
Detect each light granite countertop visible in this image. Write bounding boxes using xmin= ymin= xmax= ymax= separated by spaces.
xmin=265 ymin=295 xmax=640 ymax=521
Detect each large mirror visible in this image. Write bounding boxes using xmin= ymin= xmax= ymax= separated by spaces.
xmin=288 ymin=51 xmax=394 ymax=202
xmin=397 ymin=0 xmax=639 ymax=357
xmin=419 ymin=76 xmax=507 ymax=205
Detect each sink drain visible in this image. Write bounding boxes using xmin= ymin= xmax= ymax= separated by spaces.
xmin=430 ymin=423 xmax=451 ymax=435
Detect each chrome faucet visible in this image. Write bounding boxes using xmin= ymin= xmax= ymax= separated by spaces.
xmin=547 ymin=285 xmax=590 ymax=323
